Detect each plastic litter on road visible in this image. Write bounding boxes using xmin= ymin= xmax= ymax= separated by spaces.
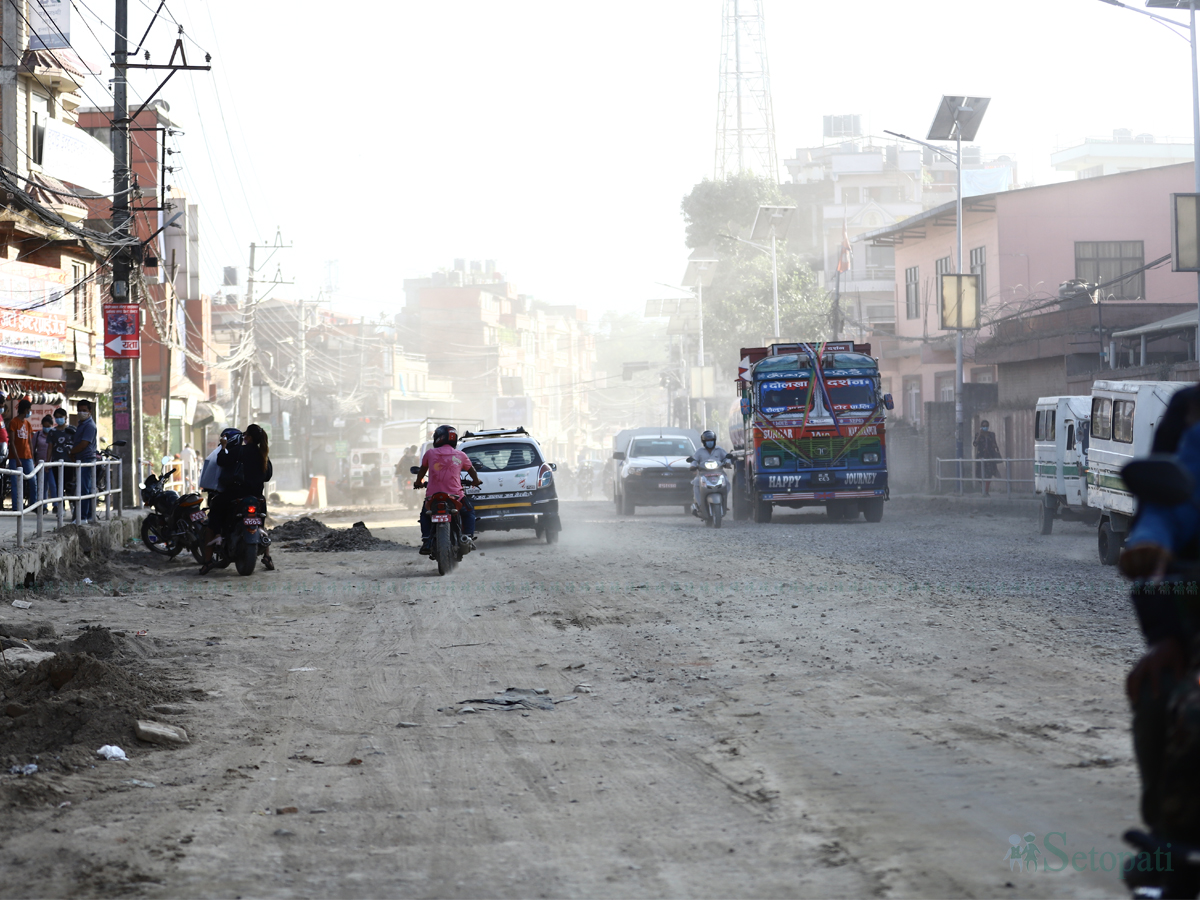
xmin=97 ymin=745 xmax=128 ymax=760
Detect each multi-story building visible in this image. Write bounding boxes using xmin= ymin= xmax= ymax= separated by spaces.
xmin=401 ymin=260 xmax=596 ymax=463
xmin=1051 ymin=129 xmax=1193 ymax=180
xmin=782 ymin=117 xmax=1016 ymax=338
xmin=0 ymin=7 xmax=112 ymax=432
xmin=858 ymin=162 xmax=1197 ymax=450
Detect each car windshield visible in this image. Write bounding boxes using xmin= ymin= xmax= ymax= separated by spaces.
xmin=464 ymin=442 xmax=542 ymax=472
xmin=824 ymin=378 xmax=877 ymax=413
xmin=629 ymin=438 xmax=692 ymax=457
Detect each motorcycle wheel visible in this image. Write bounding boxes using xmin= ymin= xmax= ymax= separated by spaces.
xmin=141 ymin=516 xmax=178 ymax=557
xmin=712 ymin=502 xmax=723 ymax=529
xmin=235 ymin=539 xmax=257 ymax=576
xmin=436 ymin=522 xmax=454 ymax=575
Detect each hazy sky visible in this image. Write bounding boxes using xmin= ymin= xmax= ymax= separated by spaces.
xmin=74 ymin=0 xmax=1199 ymax=321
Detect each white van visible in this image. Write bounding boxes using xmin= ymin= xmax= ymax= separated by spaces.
xmin=1034 ymin=396 xmax=1096 ymax=535
xmin=1087 ymin=379 xmax=1189 ymax=565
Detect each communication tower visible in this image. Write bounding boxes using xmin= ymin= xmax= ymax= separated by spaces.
xmin=714 ymin=0 xmax=778 ymax=183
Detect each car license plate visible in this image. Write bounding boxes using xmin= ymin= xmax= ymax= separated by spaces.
xmin=189 ymin=511 xmax=206 ymax=522
xmin=432 ymin=513 xmax=451 ymax=523
xmin=243 ymin=517 xmax=262 ymax=526
xmin=658 ymin=482 xmax=676 ymax=489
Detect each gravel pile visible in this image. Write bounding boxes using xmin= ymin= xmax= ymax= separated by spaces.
xmin=298 ymin=521 xmax=401 ymax=553
xmin=269 ymin=517 xmax=331 ymax=541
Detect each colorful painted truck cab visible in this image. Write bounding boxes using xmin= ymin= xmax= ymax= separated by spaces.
xmin=729 ymin=341 xmax=892 ymax=524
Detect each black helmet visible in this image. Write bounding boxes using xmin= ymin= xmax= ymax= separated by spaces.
xmin=701 ymin=430 xmax=716 ymax=451
xmin=432 ymin=424 xmax=458 ymax=448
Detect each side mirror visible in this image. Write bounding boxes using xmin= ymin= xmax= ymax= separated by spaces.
xmin=409 ymin=466 xmax=420 ymax=475
xmin=1122 ymin=456 xmax=1194 ymax=507
xmin=550 ymin=462 xmax=557 ymax=471
xmin=685 ymin=456 xmax=695 ymax=463
xmin=883 ymin=393 xmax=895 ymax=411
xmin=612 ymin=451 xmax=626 ymax=461
xmin=113 ymin=440 xmax=128 ymax=448
xmin=740 ymin=398 xmax=751 ymax=418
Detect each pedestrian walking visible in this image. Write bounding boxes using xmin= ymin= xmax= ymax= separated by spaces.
xmin=974 ymin=419 xmax=1002 ymax=497
xmin=71 ymin=399 xmax=98 ymax=521
xmin=9 ymin=399 xmax=36 ymax=507
xmin=180 ymin=442 xmax=197 ymax=491
xmin=49 ymin=408 xmax=76 ymax=516
xmin=35 ymin=414 xmax=58 ymax=514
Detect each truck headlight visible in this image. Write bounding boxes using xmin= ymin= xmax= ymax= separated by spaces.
xmin=863 ymin=452 xmax=880 ymax=464
xmin=762 ymin=456 xmax=781 ymax=468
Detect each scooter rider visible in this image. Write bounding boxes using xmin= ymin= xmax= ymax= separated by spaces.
xmin=690 ymin=429 xmax=729 ymax=515
xmin=414 ymin=424 xmax=482 ymax=555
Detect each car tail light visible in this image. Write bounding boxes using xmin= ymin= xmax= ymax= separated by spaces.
xmin=538 ymin=464 xmax=553 ymax=488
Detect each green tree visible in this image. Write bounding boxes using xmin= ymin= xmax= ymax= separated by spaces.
xmin=680 ymin=174 xmax=832 ymax=371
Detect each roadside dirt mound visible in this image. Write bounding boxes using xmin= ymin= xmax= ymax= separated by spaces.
xmin=0 ymin=652 xmax=182 ymax=770
xmin=298 ymin=521 xmax=402 ymax=553
xmin=269 ymin=516 xmax=331 ymax=541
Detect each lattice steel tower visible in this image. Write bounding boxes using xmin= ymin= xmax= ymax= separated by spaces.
xmin=714 ymin=0 xmax=778 ymax=183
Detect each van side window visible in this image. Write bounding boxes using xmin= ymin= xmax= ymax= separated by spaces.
xmin=1113 ymin=400 xmax=1135 ymax=443
xmin=1035 ymin=410 xmax=1057 ymax=441
xmin=1092 ymin=397 xmax=1112 ymax=440
xmin=1035 ymin=411 xmax=1043 ymax=441
xmin=1066 ymin=423 xmax=1075 ymax=450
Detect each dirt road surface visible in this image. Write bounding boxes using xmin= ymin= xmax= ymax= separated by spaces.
xmin=0 ymin=499 xmax=1141 ymax=898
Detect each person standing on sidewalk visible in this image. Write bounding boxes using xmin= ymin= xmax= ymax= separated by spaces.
xmin=49 ymin=408 xmax=76 ymax=516
xmin=35 ymin=414 xmax=57 ymax=514
xmin=180 ymin=443 xmax=197 ymax=491
xmin=71 ymin=400 xmax=98 ymax=521
xmin=973 ymin=419 xmax=1002 ymax=497
xmin=9 ymin=399 xmax=36 ymax=507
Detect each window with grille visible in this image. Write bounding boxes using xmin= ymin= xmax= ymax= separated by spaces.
xmin=969 ymin=246 xmax=987 ymax=305
xmin=905 ymin=266 xmax=920 ymax=319
xmin=1075 ymin=241 xmax=1144 ymax=299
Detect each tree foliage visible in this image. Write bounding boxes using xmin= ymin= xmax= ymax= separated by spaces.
xmin=680 ymin=174 xmax=832 ymax=371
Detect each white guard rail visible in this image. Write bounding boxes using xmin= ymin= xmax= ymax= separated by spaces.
xmin=934 ymin=457 xmax=1036 ymax=498
xmin=0 ymin=458 xmax=123 ymax=547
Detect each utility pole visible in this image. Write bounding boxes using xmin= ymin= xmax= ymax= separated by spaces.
xmin=111 ymin=0 xmax=136 ymax=504
xmin=237 ymin=241 xmax=257 ymax=426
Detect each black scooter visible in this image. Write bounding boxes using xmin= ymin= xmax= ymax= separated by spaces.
xmin=201 ymin=495 xmax=269 ymax=576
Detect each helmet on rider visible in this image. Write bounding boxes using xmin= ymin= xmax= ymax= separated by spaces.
xmin=701 ymin=430 xmax=716 ymax=451
xmin=432 ymin=424 xmax=459 ymax=449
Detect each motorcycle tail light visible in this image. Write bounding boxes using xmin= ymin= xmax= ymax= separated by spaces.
xmin=247 ymin=505 xmax=257 ymax=514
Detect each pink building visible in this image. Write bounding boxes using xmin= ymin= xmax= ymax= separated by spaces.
xmin=859 ymin=162 xmax=1198 ymax=428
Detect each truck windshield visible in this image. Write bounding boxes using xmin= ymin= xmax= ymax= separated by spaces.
xmin=824 ymin=378 xmax=877 ymax=413
xmin=759 ymin=380 xmax=811 ymax=415
xmin=464 ymin=443 xmax=542 ymax=472
xmin=629 ymin=437 xmax=692 ymax=457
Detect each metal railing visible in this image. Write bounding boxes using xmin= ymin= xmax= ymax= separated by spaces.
xmin=934 ymin=457 xmax=1036 ymax=498
xmin=0 ymin=458 xmax=124 ymax=547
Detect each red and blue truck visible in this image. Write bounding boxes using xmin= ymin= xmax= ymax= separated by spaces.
xmin=729 ymin=341 xmax=893 ymax=523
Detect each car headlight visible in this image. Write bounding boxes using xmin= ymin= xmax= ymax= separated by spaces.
xmin=627 ymin=466 xmax=643 ymax=476
xmin=862 ymin=452 xmax=880 ymax=464
xmin=762 ymin=456 xmax=781 ymax=468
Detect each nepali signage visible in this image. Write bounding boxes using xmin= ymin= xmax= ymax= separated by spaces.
xmin=103 ymin=303 xmax=140 ymax=358
xmin=0 ymin=273 xmax=67 ymax=360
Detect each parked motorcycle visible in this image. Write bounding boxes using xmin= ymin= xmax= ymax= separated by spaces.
xmin=140 ymin=466 xmax=206 ymax=562
xmin=411 ymin=465 xmax=474 ymax=576
xmin=203 ymin=494 xmax=268 ymax=576
xmin=688 ymin=456 xmax=733 ymax=528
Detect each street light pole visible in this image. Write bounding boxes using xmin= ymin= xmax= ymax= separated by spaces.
xmin=955 ymin=125 xmax=964 ymax=494
xmin=697 ymin=276 xmax=706 ymax=430
xmin=771 ymin=228 xmax=779 ymax=339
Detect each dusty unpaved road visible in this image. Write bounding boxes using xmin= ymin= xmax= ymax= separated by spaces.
xmin=0 ymin=499 xmax=1143 ymax=898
